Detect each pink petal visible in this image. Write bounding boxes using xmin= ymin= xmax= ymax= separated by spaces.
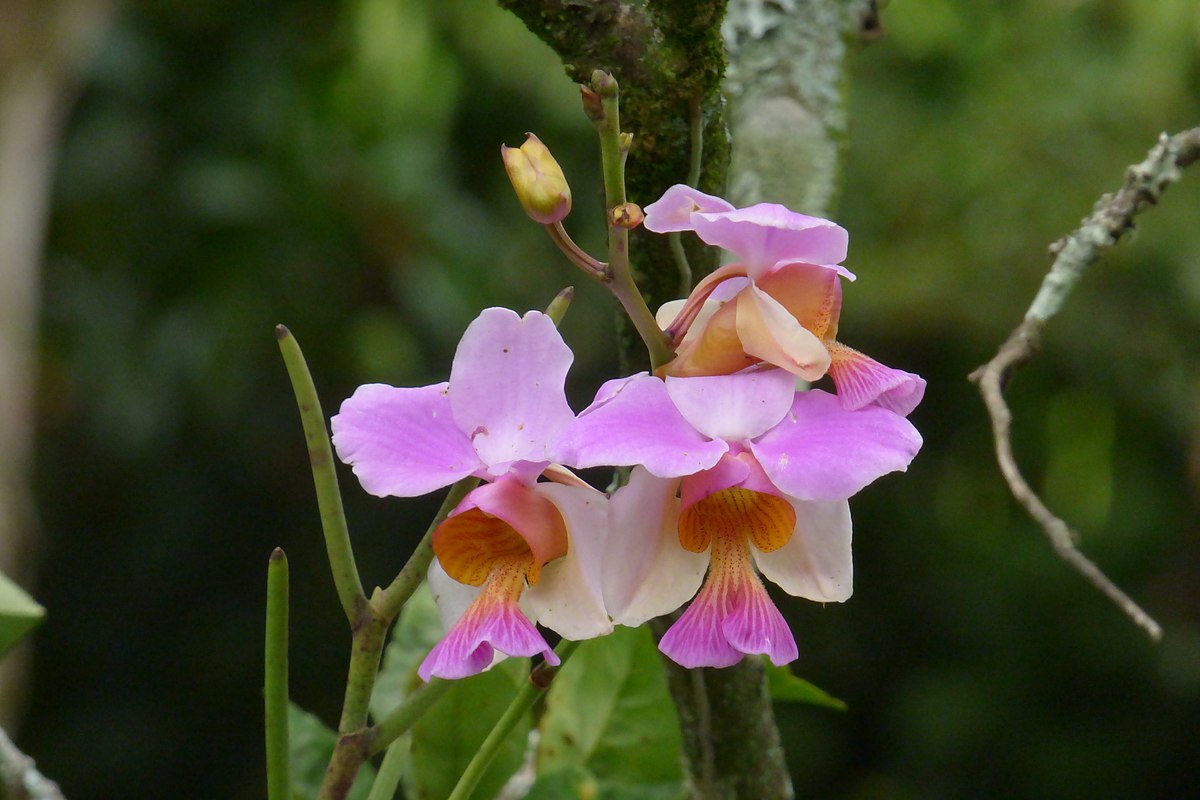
xmin=658 ymin=588 xmax=744 ymax=669
xmin=736 ymin=286 xmax=832 ymax=381
xmin=679 ymin=450 xmax=780 ymax=510
xmin=721 ymin=579 xmax=799 ymax=666
xmin=665 ymin=368 xmax=796 ymax=443
xmin=417 ymin=602 xmax=556 ymax=681
xmin=523 ymin=483 xmax=613 ymax=640
xmin=448 ymin=308 xmax=575 ymax=471
xmin=749 ymin=389 xmax=922 ymax=501
xmin=604 ymin=468 xmax=708 ymax=626
xmin=554 ymin=374 xmax=727 ymax=478
xmin=331 ymin=382 xmax=483 ymax=497
xmin=679 ymin=453 xmax=751 ymax=510
xmin=689 ymin=203 xmax=849 ymax=280
xmin=828 ymin=343 xmax=926 ymax=416
xmin=752 ymin=499 xmax=853 ymax=602
xmin=642 ymin=184 xmax=735 ymax=233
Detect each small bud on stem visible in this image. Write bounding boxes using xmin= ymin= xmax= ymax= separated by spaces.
xmin=501 ymin=133 xmax=572 ymax=224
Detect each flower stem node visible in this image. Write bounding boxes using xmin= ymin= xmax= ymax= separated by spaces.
xmin=609 ymin=202 xmax=644 ymax=230
xmin=501 ymin=133 xmax=572 ymax=224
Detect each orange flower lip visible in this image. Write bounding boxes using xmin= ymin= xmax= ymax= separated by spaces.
xmin=433 ymin=478 xmax=568 ymax=586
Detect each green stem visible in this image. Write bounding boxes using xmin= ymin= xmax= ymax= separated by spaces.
xmin=545 ymin=222 xmax=606 ymax=276
xmin=264 ymin=548 xmax=291 ymax=800
xmin=366 ymin=738 xmax=408 ymax=800
xmin=669 ymin=96 xmax=706 ymax=298
xmin=276 ymin=325 xmax=366 ymax=624
xmin=367 ymin=678 xmax=454 ymax=757
xmin=446 ymin=641 xmax=580 ymax=800
xmin=373 ymin=477 xmax=479 ymax=622
xmin=588 ymin=72 xmax=674 ymax=370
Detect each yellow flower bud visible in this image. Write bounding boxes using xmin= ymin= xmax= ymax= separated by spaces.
xmin=501 ymin=133 xmax=572 ymax=224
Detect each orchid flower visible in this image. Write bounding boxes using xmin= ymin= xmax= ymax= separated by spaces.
xmin=645 ymin=185 xmax=925 ymax=416
xmin=331 ymin=307 xmax=610 ymax=680
xmin=555 ymin=367 xmax=921 ymax=668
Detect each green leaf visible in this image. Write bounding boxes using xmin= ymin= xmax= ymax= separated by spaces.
xmin=370 ymin=581 xmax=443 ymax=721
xmin=0 ymin=570 xmax=45 ymax=658
xmin=537 ymin=626 xmax=682 ymax=785
xmin=409 ymin=658 xmax=531 ymax=800
xmin=765 ymin=661 xmax=846 ymax=710
xmin=524 ymin=768 xmax=687 ymax=800
xmin=287 ymin=703 xmax=377 ymax=800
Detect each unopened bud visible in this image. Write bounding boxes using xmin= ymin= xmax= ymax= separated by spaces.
xmin=609 ymin=202 xmax=644 ymax=229
xmin=501 ymin=133 xmax=572 ymax=224
xmin=618 ymin=132 xmax=634 ymax=154
xmin=579 ymin=85 xmax=603 ymax=122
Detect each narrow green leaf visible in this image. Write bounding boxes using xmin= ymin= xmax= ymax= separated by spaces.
xmin=288 ymin=703 xmax=376 ymax=800
xmin=537 ymin=626 xmax=682 ymax=785
xmin=410 ymin=659 xmax=531 ymax=800
xmin=0 ymin=570 xmax=45 ymax=658
xmin=765 ymin=662 xmax=847 ymax=710
xmin=265 ymin=549 xmax=291 ymax=800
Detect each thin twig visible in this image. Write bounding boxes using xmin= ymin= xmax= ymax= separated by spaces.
xmin=970 ymin=126 xmax=1200 ymax=641
xmin=0 ymin=726 xmax=66 ymax=800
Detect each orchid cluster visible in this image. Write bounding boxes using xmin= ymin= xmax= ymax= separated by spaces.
xmin=331 ymin=172 xmax=925 ymax=680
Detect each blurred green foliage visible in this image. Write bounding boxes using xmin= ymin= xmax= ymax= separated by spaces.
xmin=18 ymin=0 xmax=1200 ymax=798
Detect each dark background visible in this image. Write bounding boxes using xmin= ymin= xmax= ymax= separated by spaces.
xmin=14 ymin=1 xmax=1200 ymax=798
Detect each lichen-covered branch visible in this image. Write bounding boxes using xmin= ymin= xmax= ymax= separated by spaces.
xmin=498 ymin=0 xmax=730 ymax=371
xmin=970 ymin=125 xmax=1200 ymax=641
xmin=723 ymin=0 xmax=877 ymax=213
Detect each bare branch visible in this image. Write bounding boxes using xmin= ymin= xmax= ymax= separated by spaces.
xmin=0 ymin=726 xmax=67 ymax=800
xmin=970 ymin=126 xmax=1200 ymax=641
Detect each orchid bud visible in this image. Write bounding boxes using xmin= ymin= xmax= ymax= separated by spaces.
xmin=609 ymin=202 xmax=644 ymax=229
xmin=501 ymin=133 xmax=572 ymax=224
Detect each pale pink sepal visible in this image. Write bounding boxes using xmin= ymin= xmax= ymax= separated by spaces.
xmin=828 ymin=344 xmax=926 ymax=416
xmin=736 ymin=287 xmax=832 ymax=381
xmin=555 ymin=374 xmax=727 ymax=478
xmin=524 ymin=483 xmax=613 ymax=640
xmin=665 ymin=368 xmax=796 ymax=443
xmin=642 ymin=184 xmax=735 ymax=233
xmin=750 ymin=389 xmax=922 ymax=501
xmin=448 ymin=308 xmax=575 ymax=472
xmin=753 ymin=499 xmax=853 ymax=602
xmin=604 ymin=468 xmax=707 ymax=627
xmin=331 ymin=383 xmax=482 ymax=498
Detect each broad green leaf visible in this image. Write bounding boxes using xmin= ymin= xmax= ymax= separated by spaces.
xmin=370 ymin=582 xmax=443 ymax=720
xmin=287 ymin=703 xmax=376 ymax=800
xmin=409 ymin=658 xmax=531 ymax=800
xmin=524 ymin=768 xmax=686 ymax=800
xmin=537 ymin=626 xmax=682 ymax=785
xmin=765 ymin=661 xmax=846 ymax=710
xmin=0 ymin=571 xmax=44 ymax=658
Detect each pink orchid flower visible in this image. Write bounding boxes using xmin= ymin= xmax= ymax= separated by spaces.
xmin=331 ymin=308 xmax=610 ymax=681
xmin=644 ymin=185 xmax=925 ymax=416
xmin=555 ymin=367 xmax=921 ymax=668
